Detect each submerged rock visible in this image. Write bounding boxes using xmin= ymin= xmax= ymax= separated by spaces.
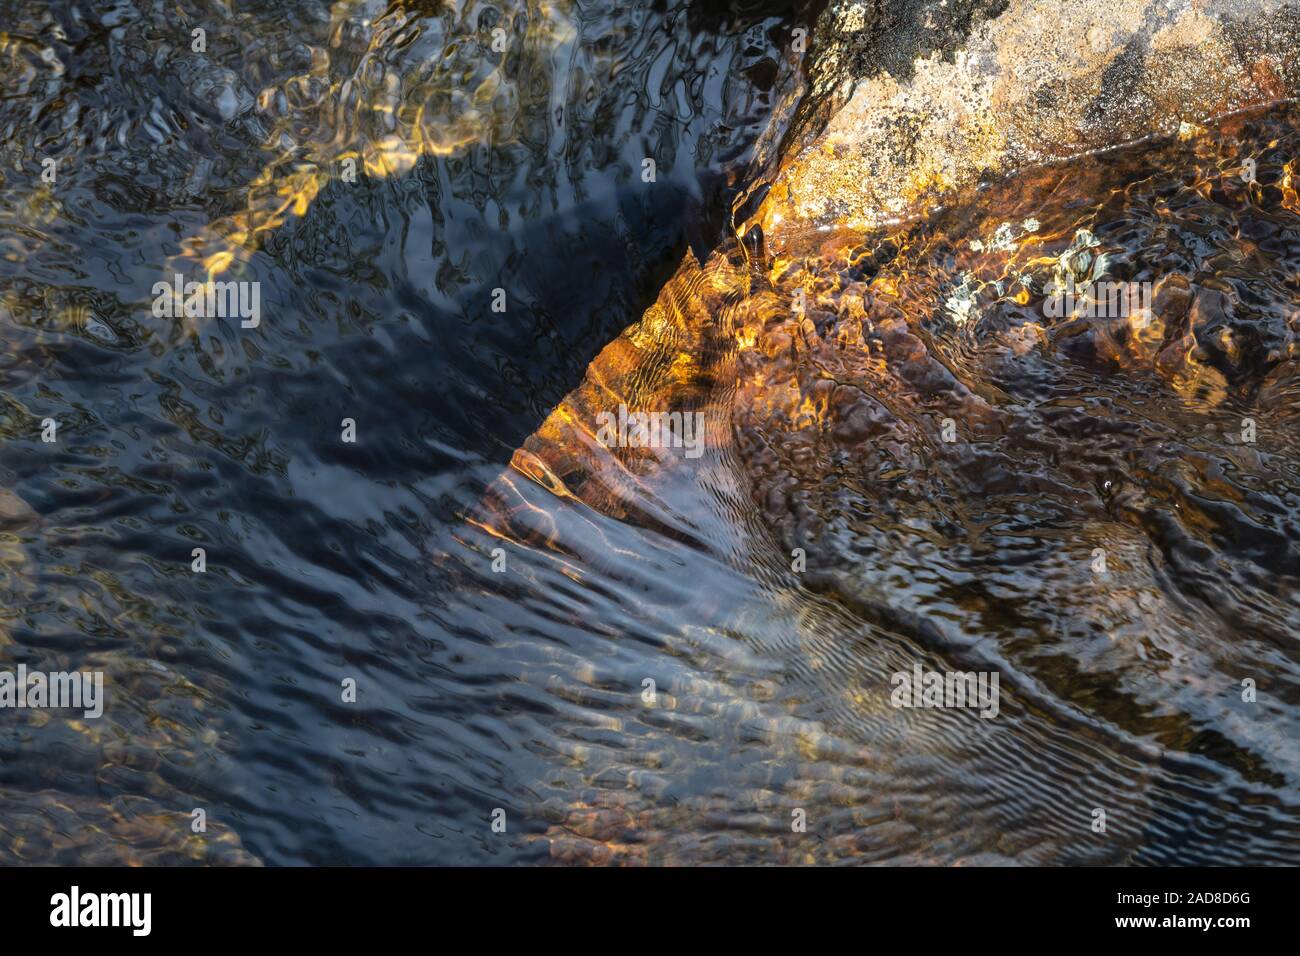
xmin=757 ymin=0 xmax=1300 ymax=241
xmin=487 ymin=92 xmax=1300 ymax=862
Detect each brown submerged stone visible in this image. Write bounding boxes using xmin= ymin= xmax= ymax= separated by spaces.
xmin=478 ymin=102 xmax=1300 ymax=861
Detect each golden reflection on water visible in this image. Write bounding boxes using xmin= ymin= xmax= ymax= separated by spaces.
xmin=496 ymin=102 xmax=1300 ymax=527
xmin=180 ymin=0 xmax=579 ymax=280
xmin=472 ymin=101 xmax=1300 ymax=862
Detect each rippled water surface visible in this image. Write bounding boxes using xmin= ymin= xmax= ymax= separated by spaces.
xmin=2 ymin=0 xmax=1298 ymax=865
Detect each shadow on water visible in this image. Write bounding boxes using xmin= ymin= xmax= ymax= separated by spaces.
xmin=0 ymin=0 xmax=825 ymax=863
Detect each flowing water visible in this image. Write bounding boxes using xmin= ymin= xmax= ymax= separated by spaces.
xmin=1 ymin=0 xmax=1298 ymax=865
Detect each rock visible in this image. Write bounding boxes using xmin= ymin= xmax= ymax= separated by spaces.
xmin=756 ymin=0 xmax=1300 ymax=245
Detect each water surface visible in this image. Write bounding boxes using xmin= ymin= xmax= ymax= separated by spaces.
xmin=1 ymin=0 xmax=1298 ymax=865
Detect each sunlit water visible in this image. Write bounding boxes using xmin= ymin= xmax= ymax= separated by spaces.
xmin=1 ymin=0 xmax=1298 ymax=865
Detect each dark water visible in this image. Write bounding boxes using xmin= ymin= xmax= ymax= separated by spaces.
xmin=0 ymin=0 xmax=812 ymax=864
xmin=1 ymin=0 xmax=1298 ymax=866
